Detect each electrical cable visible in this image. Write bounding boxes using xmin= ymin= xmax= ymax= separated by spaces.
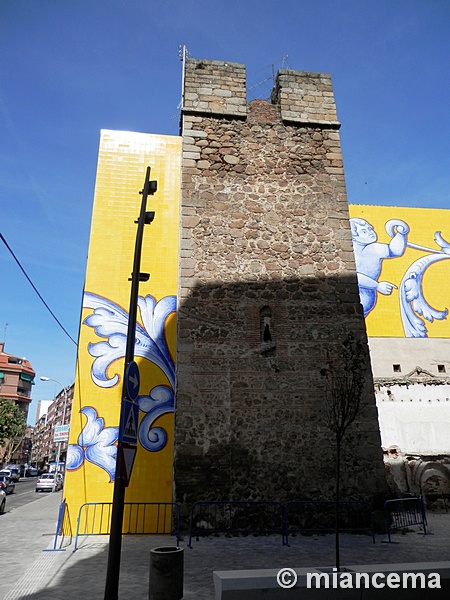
xmin=0 ymin=232 xmax=78 ymax=346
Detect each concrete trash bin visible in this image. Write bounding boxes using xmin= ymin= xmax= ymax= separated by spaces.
xmin=149 ymin=546 xmax=184 ymax=600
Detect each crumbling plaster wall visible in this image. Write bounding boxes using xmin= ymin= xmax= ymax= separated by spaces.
xmin=374 ymin=360 xmax=450 ymax=507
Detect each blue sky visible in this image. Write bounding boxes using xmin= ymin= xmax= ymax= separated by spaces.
xmin=1 ymin=0 xmax=449 ymax=424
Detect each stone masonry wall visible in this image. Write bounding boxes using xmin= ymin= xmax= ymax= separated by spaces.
xmin=183 ymin=59 xmax=247 ymax=117
xmin=272 ymin=69 xmax=340 ymax=126
xmin=174 ymin=59 xmax=387 ymax=514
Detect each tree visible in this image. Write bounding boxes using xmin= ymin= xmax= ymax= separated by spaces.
xmin=320 ymin=332 xmax=369 ymax=571
xmin=0 ymin=398 xmax=27 ymax=467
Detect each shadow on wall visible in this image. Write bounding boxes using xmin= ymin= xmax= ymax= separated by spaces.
xmin=174 ymin=273 xmax=387 ymax=510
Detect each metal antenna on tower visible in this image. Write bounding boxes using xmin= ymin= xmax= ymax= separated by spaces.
xmin=178 ymin=45 xmax=190 ymax=111
xmin=247 ymin=55 xmax=290 ymax=101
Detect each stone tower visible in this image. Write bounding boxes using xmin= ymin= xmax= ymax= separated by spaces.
xmin=174 ymin=58 xmax=386 ymax=509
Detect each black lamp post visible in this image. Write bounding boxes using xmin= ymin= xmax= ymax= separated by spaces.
xmin=104 ymin=167 xmax=157 ymax=600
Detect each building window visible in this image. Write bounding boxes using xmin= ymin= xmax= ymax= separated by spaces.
xmin=393 ymin=364 xmax=401 ymax=373
xmin=438 ymin=364 xmax=446 ymax=373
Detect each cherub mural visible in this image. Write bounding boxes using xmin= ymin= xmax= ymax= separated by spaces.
xmin=351 ymin=216 xmax=450 ymax=338
xmin=350 ymin=218 xmax=408 ymax=317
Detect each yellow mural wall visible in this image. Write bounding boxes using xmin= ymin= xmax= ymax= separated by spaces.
xmin=64 ymin=130 xmax=181 ymax=531
xmin=349 ymin=205 xmax=450 ymax=338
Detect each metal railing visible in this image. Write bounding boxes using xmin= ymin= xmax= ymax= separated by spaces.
xmin=74 ymin=501 xmax=180 ymax=551
xmin=188 ymin=500 xmax=285 ymax=547
xmin=284 ymin=500 xmax=375 ymax=545
xmin=70 ymin=497 xmax=429 ymax=550
xmin=384 ymin=496 xmax=427 ymax=542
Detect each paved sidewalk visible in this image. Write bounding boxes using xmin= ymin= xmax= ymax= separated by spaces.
xmin=1 ymin=491 xmax=450 ymax=599
xmin=0 ymin=490 xmax=61 ymax=599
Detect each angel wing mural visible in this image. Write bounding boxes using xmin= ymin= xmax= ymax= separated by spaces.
xmin=67 ymin=292 xmax=176 ymax=479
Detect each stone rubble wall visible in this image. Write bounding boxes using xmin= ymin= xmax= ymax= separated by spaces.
xmin=384 ymin=449 xmax=450 ymax=509
xmin=174 ymin=58 xmax=387 ymax=515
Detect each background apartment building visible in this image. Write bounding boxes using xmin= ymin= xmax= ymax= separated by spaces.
xmin=0 ymin=342 xmax=35 ymax=466
xmin=0 ymin=342 xmax=35 ymax=416
xmin=30 ymin=383 xmax=74 ymax=472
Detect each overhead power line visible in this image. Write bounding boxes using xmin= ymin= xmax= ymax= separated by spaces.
xmin=0 ymin=232 xmax=78 ymax=346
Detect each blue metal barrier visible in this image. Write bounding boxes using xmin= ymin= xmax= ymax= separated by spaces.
xmin=188 ymin=500 xmax=285 ymax=547
xmin=285 ymin=500 xmax=375 ymax=545
xmin=45 ymin=498 xmax=71 ymax=552
xmin=384 ymin=496 xmax=427 ymax=542
xmin=74 ymin=501 xmax=180 ymax=551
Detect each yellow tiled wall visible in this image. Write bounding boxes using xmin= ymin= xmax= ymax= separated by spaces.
xmin=64 ymin=131 xmax=181 ymax=531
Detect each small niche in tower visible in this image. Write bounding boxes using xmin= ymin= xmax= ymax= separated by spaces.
xmin=260 ymin=305 xmax=275 ymax=355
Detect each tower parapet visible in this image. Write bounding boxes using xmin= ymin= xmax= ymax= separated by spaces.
xmin=183 ymin=59 xmax=247 ymax=118
xmin=271 ymin=69 xmax=340 ymax=127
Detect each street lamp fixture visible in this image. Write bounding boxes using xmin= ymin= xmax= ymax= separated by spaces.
xmin=40 ymin=376 xmax=69 ymax=479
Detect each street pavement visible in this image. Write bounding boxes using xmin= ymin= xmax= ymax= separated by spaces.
xmin=1 ymin=490 xmax=449 ymax=599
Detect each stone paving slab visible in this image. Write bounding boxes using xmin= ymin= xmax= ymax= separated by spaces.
xmin=2 ymin=491 xmax=450 ymax=600
xmin=0 ymin=490 xmax=62 ymax=599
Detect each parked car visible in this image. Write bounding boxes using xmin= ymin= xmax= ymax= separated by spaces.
xmin=0 ymin=475 xmax=15 ymax=494
xmin=3 ymin=467 xmax=20 ymax=482
xmin=0 ymin=489 xmax=6 ymax=514
xmin=26 ymin=468 xmax=38 ymax=477
xmin=35 ymin=473 xmax=63 ymax=493
xmin=0 ymin=469 xmax=12 ymax=481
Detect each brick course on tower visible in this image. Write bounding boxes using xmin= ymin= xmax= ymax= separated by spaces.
xmin=174 ymin=58 xmax=387 ymax=511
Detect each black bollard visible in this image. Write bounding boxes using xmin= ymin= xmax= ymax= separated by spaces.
xmin=149 ymin=546 xmax=184 ymax=600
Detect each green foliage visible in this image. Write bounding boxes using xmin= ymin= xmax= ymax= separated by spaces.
xmin=0 ymin=397 xmax=26 ymax=447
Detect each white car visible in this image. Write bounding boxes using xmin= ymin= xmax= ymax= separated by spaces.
xmin=2 ymin=467 xmax=20 ymax=482
xmin=0 ymin=488 xmax=6 ymax=514
xmin=35 ymin=473 xmax=63 ymax=493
